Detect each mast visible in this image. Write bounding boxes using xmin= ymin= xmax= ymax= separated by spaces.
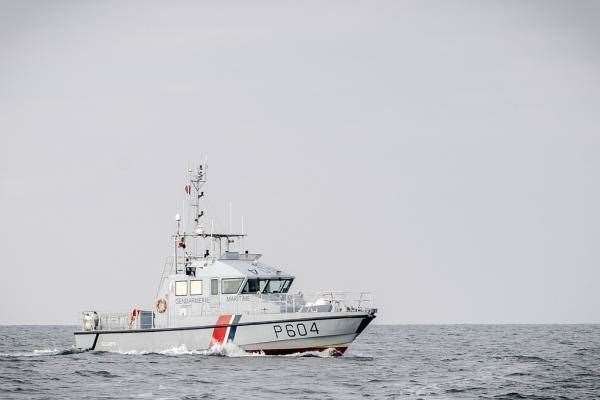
xmin=172 ymin=161 xmax=247 ymax=273
xmin=174 ymin=213 xmax=181 ymax=272
xmin=189 ymin=162 xmax=207 ymax=234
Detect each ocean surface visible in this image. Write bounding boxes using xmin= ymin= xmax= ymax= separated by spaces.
xmin=0 ymin=325 xmax=598 ymax=399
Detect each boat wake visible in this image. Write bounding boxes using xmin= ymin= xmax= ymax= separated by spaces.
xmin=160 ymin=342 xmax=263 ymax=357
xmin=162 ymin=343 xmax=342 ymax=358
xmin=109 ymin=342 xmax=261 ymax=357
xmin=1 ymin=344 xmax=343 ymax=359
xmin=115 ymin=343 xmax=342 ymax=358
xmin=0 ymin=347 xmax=87 ymax=357
xmin=284 ymin=348 xmax=343 ymax=358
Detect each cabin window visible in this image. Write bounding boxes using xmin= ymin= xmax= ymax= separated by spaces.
xmin=266 ymin=279 xmax=285 ymax=293
xmin=259 ymin=280 xmax=268 ymax=292
xmin=221 ymin=278 xmax=244 ymax=294
xmin=241 ymin=278 xmax=293 ymax=294
xmin=211 ymin=279 xmax=219 ymax=295
xmin=281 ymin=279 xmax=293 ymax=293
xmin=190 ymin=280 xmax=203 ymax=295
xmin=242 ymin=279 xmax=260 ymax=294
xmin=175 ymin=281 xmax=188 ymax=296
xmin=263 ymin=278 xmax=293 ymax=294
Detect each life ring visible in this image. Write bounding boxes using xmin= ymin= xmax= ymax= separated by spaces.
xmin=155 ymin=298 xmax=167 ymax=314
xmin=128 ymin=307 xmax=141 ymax=327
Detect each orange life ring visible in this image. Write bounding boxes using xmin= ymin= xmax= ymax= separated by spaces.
xmin=155 ymin=298 xmax=167 ymax=313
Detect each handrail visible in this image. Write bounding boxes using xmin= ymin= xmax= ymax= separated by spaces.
xmin=80 ymin=291 xmax=375 ymax=331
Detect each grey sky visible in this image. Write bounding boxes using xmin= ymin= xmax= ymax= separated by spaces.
xmin=1 ymin=1 xmax=599 ymax=324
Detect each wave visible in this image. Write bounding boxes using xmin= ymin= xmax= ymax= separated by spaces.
xmin=511 ymin=355 xmax=548 ymax=363
xmin=113 ymin=343 xmax=345 ymax=358
xmin=445 ymin=387 xmax=485 ymax=394
xmin=492 ymin=392 xmax=529 ymax=399
xmin=74 ymin=369 xmax=120 ymax=378
xmin=113 ymin=342 xmax=264 ymax=357
xmin=202 ymin=342 xmax=265 ymax=357
xmin=283 ymin=347 xmax=342 ymax=358
xmin=492 ymin=354 xmax=549 ymax=363
xmin=506 ymin=372 xmax=532 ymax=377
xmin=0 ymin=347 xmax=86 ymax=357
xmin=1 ymin=343 xmax=352 ymax=359
xmin=0 ymin=342 xmax=356 ymax=360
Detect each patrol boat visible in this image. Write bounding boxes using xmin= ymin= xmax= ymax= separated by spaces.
xmin=74 ymin=163 xmax=376 ymax=355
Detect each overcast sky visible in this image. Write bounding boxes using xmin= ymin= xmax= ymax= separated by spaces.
xmin=1 ymin=1 xmax=599 ymax=324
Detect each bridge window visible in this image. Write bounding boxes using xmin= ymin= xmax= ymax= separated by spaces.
xmin=175 ymin=281 xmax=188 ymax=296
xmin=221 ymin=278 xmax=244 ymax=294
xmin=281 ymin=279 xmax=293 ymax=293
xmin=190 ymin=280 xmax=203 ymax=295
xmin=241 ymin=278 xmax=293 ymax=294
xmin=264 ymin=278 xmax=293 ymax=294
xmin=242 ymin=279 xmax=260 ymax=294
xmin=259 ymin=280 xmax=269 ymax=292
xmin=211 ymin=279 xmax=219 ymax=295
xmin=266 ymin=279 xmax=285 ymax=293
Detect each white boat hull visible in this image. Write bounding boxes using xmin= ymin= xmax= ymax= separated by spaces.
xmin=74 ymin=311 xmax=374 ymax=355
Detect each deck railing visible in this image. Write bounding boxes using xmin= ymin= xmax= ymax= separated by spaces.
xmin=80 ymin=291 xmax=374 ymax=331
xmin=316 ymin=291 xmax=374 ymax=312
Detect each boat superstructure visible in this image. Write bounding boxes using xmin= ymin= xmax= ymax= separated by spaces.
xmin=74 ymin=163 xmax=376 ymax=355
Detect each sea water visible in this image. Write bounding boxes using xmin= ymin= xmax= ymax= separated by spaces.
xmin=1 ymin=325 xmax=598 ymax=399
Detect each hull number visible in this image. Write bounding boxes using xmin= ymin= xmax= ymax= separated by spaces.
xmin=273 ymin=322 xmax=319 ymax=338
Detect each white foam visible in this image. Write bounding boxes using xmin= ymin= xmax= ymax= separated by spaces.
xmin=33 ymin=348 xmax=61 ymax=355
xmin=0 ymin=347 xmax=83 ymax=357
xmin=283 ymin=347 xmax=340 ymax=358
xmin=114 ymin=342 xmax=263 ymax=357
xmin=102 ymin=343 xmax=347 ymax=358
xmin=159 ymin=344 xmax=203 ymax=356
xmin=203 ymin=342 xmax=265 ymax=357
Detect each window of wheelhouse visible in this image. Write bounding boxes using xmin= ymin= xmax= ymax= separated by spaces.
xmin=211 ymin=279 xmax=219 ymax=295
xmin=241 ymin=279 xmax=260 ymax=294
xmin=221 ymin=278 xmax=244 ymax=294
xmin=175 ymin=281 xmax=188 ymax=296
xmin=241 ymin=278 xmax=293 ymax=294
xmin=265 ymin=278 xmax=293 ymax=293
xmin=190 ymin=280 xmax=203 ymax=295
xmin=281 ymin=279 xmax=292 ymax=293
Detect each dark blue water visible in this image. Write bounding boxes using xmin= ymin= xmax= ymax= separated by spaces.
xmin=1 ymin=325 xmax=599 ymax=399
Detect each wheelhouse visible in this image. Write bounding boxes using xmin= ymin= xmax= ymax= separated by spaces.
xmin=157 ymin=250 xmax=295 ymax=301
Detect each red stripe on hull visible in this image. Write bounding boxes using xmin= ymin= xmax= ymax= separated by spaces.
xmin=210 ymin=314 xmax=232 ymax=346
